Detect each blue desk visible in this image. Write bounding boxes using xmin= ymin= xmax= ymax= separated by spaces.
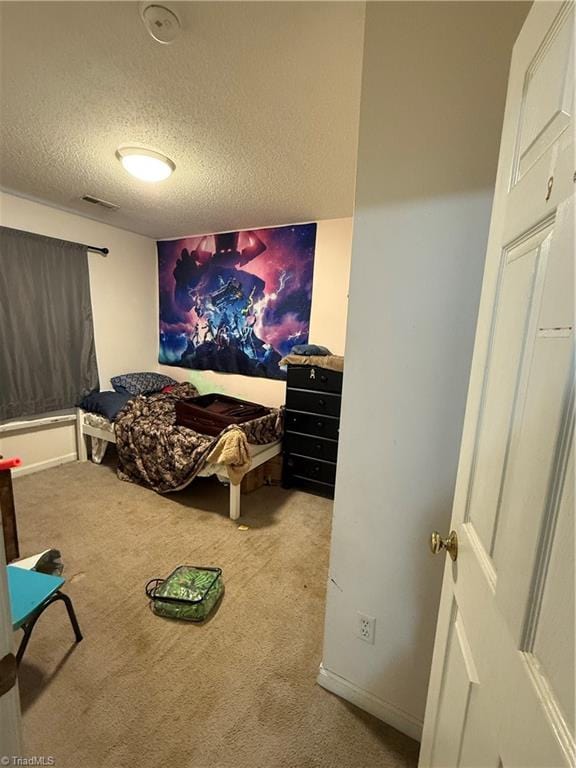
xmin=7 ymin=565 xmax=82 ymax=663
xmin=8 ymin=566 xmax=64 ymax=629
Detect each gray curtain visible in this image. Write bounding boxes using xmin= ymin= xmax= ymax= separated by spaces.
xmin=0 ymin=226 xmax=99 ymax=420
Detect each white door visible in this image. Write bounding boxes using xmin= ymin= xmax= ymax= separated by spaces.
xmin=420 ymin=2 xmax=574 ymax=767
xmin=0 ymin=523 xmax=22 ymax=758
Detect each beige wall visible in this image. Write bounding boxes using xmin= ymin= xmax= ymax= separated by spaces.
xmin=0 ymin=196 xmax=353 ymax=467
xmin=158 ymin=217 xmax=353 ymax=407
xmin=319 ymin=0 xmax=530 ymax=739
xmin=0 ymin=191 xmax=158 ymax=474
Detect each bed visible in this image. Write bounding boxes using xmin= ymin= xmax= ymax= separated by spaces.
xmin=75 ymin=385 xmax=282 ymax=520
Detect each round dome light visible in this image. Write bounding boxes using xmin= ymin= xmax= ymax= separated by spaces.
xmin=116 ymin=146 xmax=175 ymax=182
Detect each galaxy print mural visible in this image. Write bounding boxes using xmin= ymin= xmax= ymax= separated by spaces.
xmin=158 ymin=223 xmax=317 ymax=380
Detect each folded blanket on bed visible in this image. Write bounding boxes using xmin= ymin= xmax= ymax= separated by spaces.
xmin=205 ymin=428 xmax=251 ymax=485
xmin=114 ymin=383 xmax=282 ymax=493
xmin=279 ymin=354 xmax=344 ymax=372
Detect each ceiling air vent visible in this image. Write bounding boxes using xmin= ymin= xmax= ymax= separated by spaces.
xmin=81 ymin=195 xmax=119 ymax=211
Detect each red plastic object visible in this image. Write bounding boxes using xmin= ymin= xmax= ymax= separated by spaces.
xmin=0 ymin=457 xmax=22 ymax=471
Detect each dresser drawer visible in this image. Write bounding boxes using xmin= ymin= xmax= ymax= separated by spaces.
xmin=287 ymin=365 xmax=343 ymax=394
xmin=284 ymin=410 xmax=340 ymax=440
xmin=285 ymin=388 xmax=341 ymax=417
xmin=283 ymin=475 xmax=335 ymax=499
xmin=284 ymin=454 xmax=337 ymax=485
xmin=284 ymin=432 xmax=339 ymax=463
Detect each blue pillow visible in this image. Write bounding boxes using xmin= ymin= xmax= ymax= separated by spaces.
xmin=291 ymin=344 xmax=332 ymax=356
xmin=110 ymin=372 xmax=177 ymax=396
xmin=78 ymin=390 xmax=133 ymax=421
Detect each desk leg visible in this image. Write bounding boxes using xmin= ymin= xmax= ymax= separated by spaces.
xmin=16 ymin=591 xmax=83 ymax=665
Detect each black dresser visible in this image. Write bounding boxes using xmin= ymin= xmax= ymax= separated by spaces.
xmin=282 ymin=363 xmax=343 ymax=499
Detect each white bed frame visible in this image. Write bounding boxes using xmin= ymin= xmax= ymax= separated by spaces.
xmin=75 ymin=408 xmax=281 ymax=521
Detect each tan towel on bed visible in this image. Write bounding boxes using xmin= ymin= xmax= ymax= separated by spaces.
xmin=279 ymin=354 xmax=344 ymax=372
xmin=206 ymin=427 xmax=251 ymax=485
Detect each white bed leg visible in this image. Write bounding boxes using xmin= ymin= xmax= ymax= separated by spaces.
xmin=76 ymin=408 xmax=88 ymax=462
xmin=91 ymin=437 xmax=108 ymax=464
xmin=229 ymin=482 xmax=241 ymax=521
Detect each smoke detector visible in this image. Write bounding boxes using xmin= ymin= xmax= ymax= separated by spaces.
xmin=140 ymin=4 xmax=181 ymax=44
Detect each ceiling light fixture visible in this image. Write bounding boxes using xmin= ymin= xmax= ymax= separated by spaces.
xmin=116 ymin=146 xmax=175 ymax=182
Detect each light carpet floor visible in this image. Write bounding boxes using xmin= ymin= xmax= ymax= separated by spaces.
xmin=12 ymin=457 xmax=419 ymax=768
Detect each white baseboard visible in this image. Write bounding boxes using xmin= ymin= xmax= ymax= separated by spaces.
xmin=12 ymin=453 xmax=77 ymax=478
xmin=317 ymin=663 xmax=423 ymax=742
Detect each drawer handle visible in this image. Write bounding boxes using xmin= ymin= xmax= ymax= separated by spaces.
xmin=320 ymin=375 xmax=328 ymax=383
xmin=316 ymin=421 xmax=324 ymax=429
xmin=318 ymin=399 xmax=326 ymax=407
xmin=313 ymin=466 xmax=321 ymax=474
xmin=315 ymin=444 xmax=322 ymax=452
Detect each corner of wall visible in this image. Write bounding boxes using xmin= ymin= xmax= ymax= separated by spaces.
xmin=317 ymin=663 xmax=423 ymax=742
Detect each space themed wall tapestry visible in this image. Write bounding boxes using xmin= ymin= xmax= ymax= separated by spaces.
xmin=158 ymin=223 xmax=317 ymax=380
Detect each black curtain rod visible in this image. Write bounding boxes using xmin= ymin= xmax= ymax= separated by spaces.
xmin=1 ymin=226 xmax=109 ymax=254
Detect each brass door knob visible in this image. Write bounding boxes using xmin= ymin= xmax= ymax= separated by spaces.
xmin=430 ymin=530 xmax=458 ymax=561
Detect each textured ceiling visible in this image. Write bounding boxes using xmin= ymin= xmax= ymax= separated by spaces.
xmin=0 ymin=2 xmax=365 ymax=239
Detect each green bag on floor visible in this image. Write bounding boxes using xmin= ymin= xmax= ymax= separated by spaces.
xmin=145 ymin=565 xmax=224 ymax=622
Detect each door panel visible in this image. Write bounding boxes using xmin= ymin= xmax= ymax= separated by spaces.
xmin=513 ymin=1 xmax=573 ymax=182
xmin=420 ymin=3 xmax=574 ymax=767
xmin=531 ymin=444 xmax=574 ymax=734
xmin=494 ymin=236 xmax=574 ymax=636
xmin=466 ymin=228 xmax=550 ymax=556
xmin=537 ymin=200 xmax=574 ymax=328
xmin=429 ymin=606 xmax=479 ymax=768
xmin=458 ymin=688 xmax=501 ymax=768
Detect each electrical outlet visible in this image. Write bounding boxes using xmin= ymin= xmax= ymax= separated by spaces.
xmin=357 ymin=613 xmax=376 ymax=644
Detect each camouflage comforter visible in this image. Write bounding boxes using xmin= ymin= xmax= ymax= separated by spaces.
xmin=114 ymin=383 xmax=282 ymax=492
